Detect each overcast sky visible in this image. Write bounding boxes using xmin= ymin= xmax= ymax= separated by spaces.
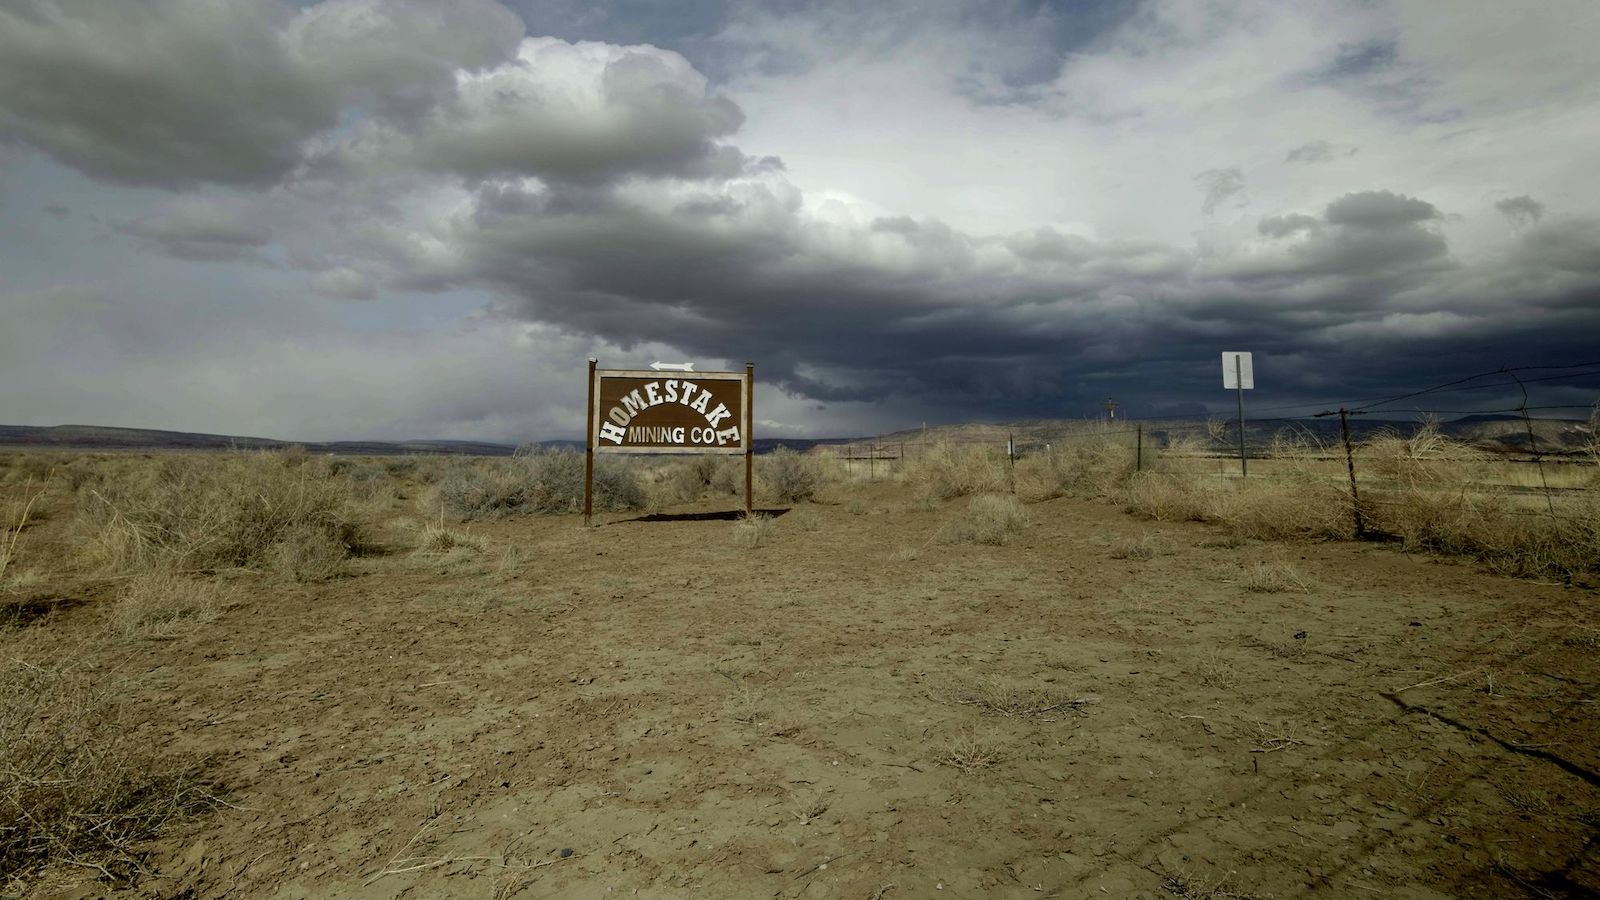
xmin=2 ymin=0 xmax=1598 ymax=442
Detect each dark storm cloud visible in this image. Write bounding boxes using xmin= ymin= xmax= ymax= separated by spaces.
xmin=1284 ymin=140 xmax=1357 ymax=165
xmin=0 ymin=0 xmax=522 ymax=187
xmin=352 ymin=173 xmax=1595 ymax=421
xmin=1515 ymin=217 xmax=1600 ymax=276
xmin=1324 ymin=190 xmax=1438 ymax=228
xmin=1495 ymin=195 xmax=1546 ymax=227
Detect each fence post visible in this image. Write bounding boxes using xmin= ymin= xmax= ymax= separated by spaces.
xmin=1339 ymin=408 xmax=1365 ymax=538
xmin=1136 ymin=423 xmax=1143 ymax=473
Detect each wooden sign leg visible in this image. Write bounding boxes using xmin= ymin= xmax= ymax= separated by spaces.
xmin=584 ymin=357 xmax=596 ymax=527
xmin=745 ymin=362 xmax=755 ymax=518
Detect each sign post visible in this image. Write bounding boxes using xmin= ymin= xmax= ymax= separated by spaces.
xmin=584 ymin=357 xmax=596 ymax=527
xmin=585 ymin=362 xmax=754 ymax=523
xmin=1221 ymin=351 xmax=1254 ymax=477
xmin=744 ymin=363 xmax=755 ymax=518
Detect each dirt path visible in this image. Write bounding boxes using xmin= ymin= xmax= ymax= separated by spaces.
xmin=13 ymin=484 xmax=1600 ymax=898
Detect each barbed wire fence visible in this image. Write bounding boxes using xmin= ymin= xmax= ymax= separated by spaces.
xmin=823 ymin=362 xmax=1600 ymax=537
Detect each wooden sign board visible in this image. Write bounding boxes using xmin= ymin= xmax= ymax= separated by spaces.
xmin=583 ymin=361 xmax=755 ymax=524
xmin=591 ymin=369 xmax=750 ymax=455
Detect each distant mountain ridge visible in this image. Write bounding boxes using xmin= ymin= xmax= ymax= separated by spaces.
xmin=0 ymin=424 xmax=520 ymax=456
xmin=0 ymin=415 xmax=1591 ymax=456
xmin=0 ymin=423 xmax=845 ymax=456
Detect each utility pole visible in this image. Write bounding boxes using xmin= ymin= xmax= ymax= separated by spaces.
xmin=1104 ymin=399 xmax=1119 ymax=421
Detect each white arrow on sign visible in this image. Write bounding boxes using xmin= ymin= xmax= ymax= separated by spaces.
xmin=649 ymin=361 xmax=695 ymax=372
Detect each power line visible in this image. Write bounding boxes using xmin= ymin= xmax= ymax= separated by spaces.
xmin=1348 ymin=361 xmax=1600 ymax=413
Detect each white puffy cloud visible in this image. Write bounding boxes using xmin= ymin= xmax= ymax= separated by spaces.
xmin=401 ymin=37 xmax=748 ymax=182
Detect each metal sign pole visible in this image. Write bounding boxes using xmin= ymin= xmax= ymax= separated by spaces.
xmin=1235 ymin=355 xmax=1247 ymax=477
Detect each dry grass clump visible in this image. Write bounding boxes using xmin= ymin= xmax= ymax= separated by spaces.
xmin=903 ymin=443 xmax=1008 ymax=501
xmin=411 ymin=517 xmax=486 ymax=555
xmin=110 ymin=572 xmax=230 ymax=639
xmin=654 ymin=455 xmax=744 ymax=503
xmin=733 ymin=513 xmax=777 ymax=548
xmin=1240 ymin=561 xmax=1311 ymax=593
xmin=78 ymin=452 xmax=363 ymax=579
xmin=944 ymin=494 xmax=1027 ymax=545
xmin=937 ymin=729 xmax=1004 ymax=774
xmin=0 ymin=659 xmax=218 ymax=883
xmin=1014 ymin=427 xmax=1136 ymax=502
xmin=435 ymin=451 xmax=644 ymax=518
xmin=0 ymin=454 xmax=57 ymax=484
xmin=1361 ymin=422 xmax=1486 ymax=487
xmin=1123 ymin=473 xmax=1354 ymax=542
xmin=758 ymin=448 xmax=821 ymax=503
xmin=1123 ymin=473 xmax=1219 ymax=523
xmin=1354 ymin=460 xmax=1600 ymax=577
xmin=1 ymin=481 xmax=48 ymax=591
xmin=941 ymin=677 xmax=1096 ymax=722
xmin=1111 ymin=532 xmax=1172 ymax=560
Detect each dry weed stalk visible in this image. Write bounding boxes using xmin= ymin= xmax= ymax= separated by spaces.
xmin=1112 ymin=533 xmax=1172 ymax=560
xmin=943 ymin=494 xmax=1027 ymax=545
xmin=903 ymin=443 xmax=1009 ymax=500
xmin=0 ymin=659 xmax=219 ymax=882
xmin=111 ymin=572 xmax=231 ymax=639
xmin=733 ymin=513 xmax=776 ymax=548
xmin=1247 ymin=720 xmax=1305 ymax=753
xmin=0 ymin=479 xmax=48 ymax=589
xmin=941 ymin=677 xmax=1098 ymax=722
xmin=1241 ymin=561 xmax=1311 ymax=594
xmin=937 ymin=730 xmax=1003 ymax=774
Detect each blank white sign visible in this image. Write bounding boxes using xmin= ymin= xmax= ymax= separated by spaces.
xmin=1222 ymin=351 xmax=1254 ymax=390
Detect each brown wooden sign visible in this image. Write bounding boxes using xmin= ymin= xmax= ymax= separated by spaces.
xmin=583 ymin=361 xmax=755 ymax=524
xmin=590 ymin=369 xmax=750 ymax=455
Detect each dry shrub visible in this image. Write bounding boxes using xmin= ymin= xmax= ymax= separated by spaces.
xmin=937 ymin=729 xmax=1003 ymax=774
xmin=1241 ymin=561 xmax=1311 ymax=593
xmin=1123 ymin=473 xmax=1217 ymax=523
xmin=652 ymin=456 xmax=744 ymax=504
xmin=759 ymin=447 xmax=821 ymax=503
xmin=434 ymin=451 xmax=643 ymax=518
xmin=0 ymin=659 xmax=217 ymax=882
xmin=1123 ymin=473 xmax=1353 ymax=542
xmin=1014 ymin=427 xmax=1136 ymax=502
xmin=1111 ymin=533 xmax=1172 ymax=560
xmin=78 ymin=452 xmax=363 ymax=579
xmin=945 ymin=494 xmax=1026 ymax=545
xmin=733 ymin=513 xmax=776 ymax=548
xmin=1371 ymin=487 xmax=1600 ymax=578
xmin=2 ymin=481 xmax=49 ymax=589
xmin=1 ymin=455 xmax=55 ymax=484
xmin=1223 ymin=477 xmax=1353 ymax=541
xmin=111 ymin=572 xmax=229 ymax=639
xmin=413 ymin=519 xmax=486 ymax=554
xmin=904 ymin=443 xmax=1008 ymax=500
xmin=1360 ymin=422 xmax=1486 ymax=487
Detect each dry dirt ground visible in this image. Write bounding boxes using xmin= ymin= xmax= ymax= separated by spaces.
xmin=9 ymin=481 xmax=1600 ymax=899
